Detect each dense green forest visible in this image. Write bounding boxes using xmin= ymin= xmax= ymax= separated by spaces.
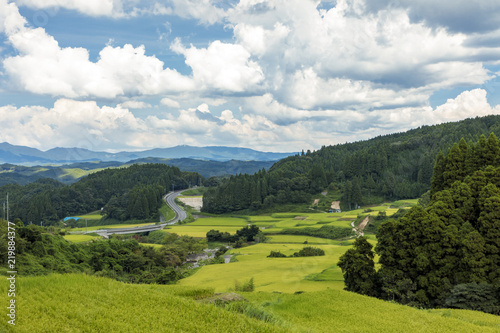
xmin=0 ymin=164 xmax=202 ymax=225
xmin=338 ymin=134 xmax=500 ymax=314
xmin=202 ymin=115 xmax=500 ymax=214
xmin=0 ymin=221 xmax=206 ymax=284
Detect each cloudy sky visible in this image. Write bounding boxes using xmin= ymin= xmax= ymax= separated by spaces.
xmin=1 ymin=0 xmax=500 ymax=153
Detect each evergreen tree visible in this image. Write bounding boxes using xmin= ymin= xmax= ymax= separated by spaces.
xmin=338 ymin=237 xmax=379 ymax=297
xmin=342 ymin=181 xmax=353 ymax=210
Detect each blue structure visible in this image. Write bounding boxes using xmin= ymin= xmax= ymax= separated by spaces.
xmin=64 ymin=217 xmax=81 ymax=222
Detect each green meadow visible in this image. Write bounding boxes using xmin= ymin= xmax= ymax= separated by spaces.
xmin=160 ymin=201 xmax=410 ymax=294
xmin=161 ymin=216 xmax=247 ymax=237
xmin=179 ymin=243 xmax=350 ymax=293
xmin=4 ymin=274 xmax=499 ymax=333
xmin=72 ymin=212 xmax=103 ymax=221
xmin=62 ymin=234 xmax=100 ymax=243
xmin=0 ymin=274 xmax=283 ymax=333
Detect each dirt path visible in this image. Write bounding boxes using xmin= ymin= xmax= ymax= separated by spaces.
xmin=358 ymin=216 xmax=370 ymax=233
xmin=352 ymin=216 xmax=370 ymax=237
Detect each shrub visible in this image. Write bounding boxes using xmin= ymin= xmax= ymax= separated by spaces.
xmin=445 ymin=283 xmax=500 ymax=315
xmin=292 ymin=246 xmax=325 ymax=257
xmin=267 ymin=251 xmax=287 ymax=258
xmin=281 ymin=225 xmax=353 ymax=239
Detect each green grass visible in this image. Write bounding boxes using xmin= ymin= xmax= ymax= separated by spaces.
xmin=63 ymin=234 xmax=101 ymax=243
xmin=181 ymin=187 xmax=208 ymax=196
xmin=163 ymin=225 xmax=242 ymax=238
xmin=305 ymin=265 xmax=344 ymax=282
xmin=187 ymin=217 xmax=249 ymax=226
xmin=0 ymin=274 xmax=285 ymax=333
xmin=243 ymin=290 xmax=500 ymax=333
xmin=140 ymin=243 xmax=164 ymax=248
xmin=159 ymin=202 xmax=175 ymax=222
xmin=178 ymin=195 xmax=203 ymax=199
xmin=72 ymin=212 xmax=103 ymax=220
xmin=162 ymin=217 xmax=250 ymax=237
xmin=7 ymin=274 xmax=498 ymax=333
xmin=179 ymin=243 xmax=350 ymax=293
xmin=389 ymin=198 xmax=419 ymax=207
xmin=266 ymin=235 xmax=345 ymax=245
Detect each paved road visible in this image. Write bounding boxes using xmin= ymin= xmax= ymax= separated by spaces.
xmin=163 ymin=190 xmax=188 ymax=225
xmin=85 ymin=190 xmax=188 ymax=237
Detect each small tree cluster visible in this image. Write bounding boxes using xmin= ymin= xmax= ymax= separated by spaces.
xmin=267 ymin=246 xmax=325 ymax=258
xmin=338 ymin=134 xmax=500 ymax=313
xmin=206 ymin=225 xmax=263 ymax=245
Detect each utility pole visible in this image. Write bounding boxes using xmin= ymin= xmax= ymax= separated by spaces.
xmin=2 ymin=201 xmax=5 ymax=221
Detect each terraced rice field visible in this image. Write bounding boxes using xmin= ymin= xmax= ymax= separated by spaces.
xmin=179 ymin=243 xmax=351 ymax=293
xmin=176 ymin=201 xmax=414 ymax=295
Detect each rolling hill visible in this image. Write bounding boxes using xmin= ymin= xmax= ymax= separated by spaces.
xmin=0 ymin=142 xmax=294 ymax=164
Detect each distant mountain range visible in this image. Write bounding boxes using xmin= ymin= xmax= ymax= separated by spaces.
xmin=0 ymin=142 xmax=295 ymax=165
xmin=0 ymin=158 xmax=278 ymax=186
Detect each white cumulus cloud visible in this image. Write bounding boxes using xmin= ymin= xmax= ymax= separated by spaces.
xmin=171 ymin=38 xmax=264 ymax=93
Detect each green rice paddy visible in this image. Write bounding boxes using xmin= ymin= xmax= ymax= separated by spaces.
xmin=62 ymin=234 xmax=100 ymax=243
xmin=6 ymin=274 xmax=499 ymax=333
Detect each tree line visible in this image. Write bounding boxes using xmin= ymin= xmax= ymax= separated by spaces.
xmin=0 ymin=221 xmax=206 ymax=284
xmin=338 ymin=134 xmax=500 ymax=314
xmin=0 ymin=164 xmax=203 ymax=225
xmin=202 ymin=115 xmax=500 ymax=214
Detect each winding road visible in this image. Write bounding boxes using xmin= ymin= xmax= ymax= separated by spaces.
xmin=163 ymin=190 xmax=188 ymax=225
xmin=86 ymin=190 xmax=188 ymax=237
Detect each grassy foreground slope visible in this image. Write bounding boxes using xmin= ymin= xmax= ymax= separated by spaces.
xmin=2 ymin=274 xmax=499 ymax=333
xmin=245 ymin=291 xmax=500 ymax=333
xmin=1 ymin=274 xmax=284 ymax=333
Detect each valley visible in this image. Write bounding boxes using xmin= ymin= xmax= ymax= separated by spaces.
xmin=1 ymin=116 xmax=500 ymax=332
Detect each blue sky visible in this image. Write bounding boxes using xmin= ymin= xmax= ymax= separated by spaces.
xmin=1 ymin=0 xmax=500 ymax=153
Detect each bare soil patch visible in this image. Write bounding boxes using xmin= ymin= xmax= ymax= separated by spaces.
xmin=178 ymin=197 xmax=203 ymax=210
xmin=201 ymin=293 xmax=246 ymax=304
xmin=358 ymin=216 xmax=370 ymax=231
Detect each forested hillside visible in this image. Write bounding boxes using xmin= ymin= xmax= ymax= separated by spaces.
xmin=339 ymin=134 xmax=500 ymax=314
xmin=0 ymin=158 xmax=275 ymax=186
xmin=203 ymin=115 xmax=500 ymax=214
xmin=0 ymin=221 xmax=206 ymax=284
xmin=0 ymin=164 xmax=202 ymax=225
